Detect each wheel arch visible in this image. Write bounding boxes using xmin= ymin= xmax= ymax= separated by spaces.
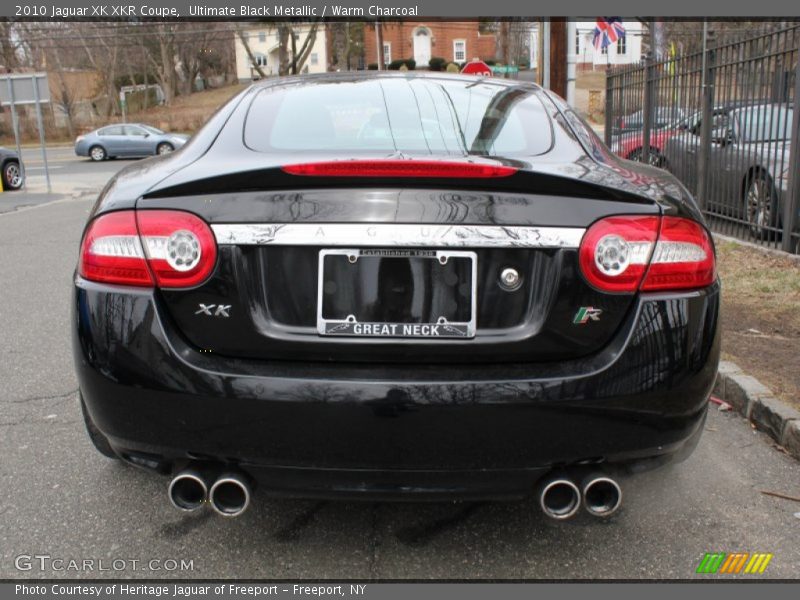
xmin=740 ymin=164 xmax=775 ymax=202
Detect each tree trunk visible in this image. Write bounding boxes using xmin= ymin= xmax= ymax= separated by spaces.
xmin=290 ymin=28 xmax=298 ymax=74
xmin=162 ymin=36 xmax=177 ymax=104
xmin=236 ymin=27 xmax=267 ymax=78
xmin=278 ymin=25 xmax=290 ymax=76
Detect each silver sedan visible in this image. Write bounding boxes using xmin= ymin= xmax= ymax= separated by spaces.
xmin=75 ymin=124 xmax=189 ymax=161
xmin=663 ymin=103 xmax=795 ymax=238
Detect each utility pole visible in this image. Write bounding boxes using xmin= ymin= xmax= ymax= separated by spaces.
xmin=500 ymin=21 xmax=511 ymax=77
xmin=541 ymin=19 xmax=550 ymax=89
xmin=548 ymin=18 xmax=567 ymax=98
xmin=374 ymin=21 xmax=383 ymax=70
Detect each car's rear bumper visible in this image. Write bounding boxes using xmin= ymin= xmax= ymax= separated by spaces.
xmin=72 ymin=278 xmax=720 ymax=499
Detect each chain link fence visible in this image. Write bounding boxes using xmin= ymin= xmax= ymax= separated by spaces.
xmin=605 ymin=25 xmax=800 ymax=254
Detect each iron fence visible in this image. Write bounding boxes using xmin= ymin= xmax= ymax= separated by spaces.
xmin=605 ymin=25 xmax=800 ymax=254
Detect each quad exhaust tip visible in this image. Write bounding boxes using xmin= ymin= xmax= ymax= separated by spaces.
xmin=539 ymin=478 xmax=582 ymax=520
xmin=209 ymin=473 xmax=251 ymax=518
xmin=582 ymin=476 xmax=622 ymax=518
xmin=168 ymin=471 xmax=208 ymax=512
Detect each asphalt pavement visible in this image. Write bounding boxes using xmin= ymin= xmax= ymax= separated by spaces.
xmin=0 ymin=146 xmax=137 ymax=213
xmin=0 ymin=150 xmax=798 ymax=580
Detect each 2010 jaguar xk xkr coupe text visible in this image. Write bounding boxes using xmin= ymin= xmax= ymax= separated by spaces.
xmin=72 ymin=73 xmax=720 ymax=520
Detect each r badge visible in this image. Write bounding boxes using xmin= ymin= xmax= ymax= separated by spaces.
xmin=573 ymin=306 xmax=602 ymax=324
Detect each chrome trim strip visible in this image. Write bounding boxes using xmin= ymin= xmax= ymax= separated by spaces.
xmin=211 ymin=224 xmax=585 ymax=249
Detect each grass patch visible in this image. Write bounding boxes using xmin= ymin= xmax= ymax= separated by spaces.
xmin=717 ymin=241 xmax=800 ymax=329
xmin=716 ymin=240 xmax=800 ymax=407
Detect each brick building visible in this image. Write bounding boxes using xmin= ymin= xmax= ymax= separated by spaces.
xmin=364 ymin=22 xmax=497 ymax=68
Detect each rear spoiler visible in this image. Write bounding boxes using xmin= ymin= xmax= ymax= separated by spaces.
xmin=143 ymin=160 xmax=659 ymax=205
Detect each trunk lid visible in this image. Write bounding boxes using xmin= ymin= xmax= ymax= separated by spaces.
xmin=139 ymin=165 xmax=660 ymax=364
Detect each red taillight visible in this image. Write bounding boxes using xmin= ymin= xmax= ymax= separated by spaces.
xmin=640 ymin=217 xmax=716 ymax=291
xmin=282 ymin=160 xmax=517 ymax=179
xmin=79 ymin=210 xmax=217 ymax=288
xmin=579 ymin=216 xmax=660 ymax=293
xmin=579 ymin=215 xmax=715 ymax=293
xmin=137 ymin=211 xmax=217 ymax=288
xmin=79 ymin=211 xmax=153 ymax=286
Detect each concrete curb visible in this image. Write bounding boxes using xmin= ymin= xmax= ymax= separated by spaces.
xmin=714 ymin=361 xmax=800 ymax=460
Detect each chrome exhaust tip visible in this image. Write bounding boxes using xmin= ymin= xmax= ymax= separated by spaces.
xmin=539 ymin=477 xmax=581 ymax=520
xmin=168 ymin=470 xmax=208 ymax=512
xmin=582 ymin=475 xmax=622 ymax=517
xmin=209 ymin=473 xmax=251 ymax=517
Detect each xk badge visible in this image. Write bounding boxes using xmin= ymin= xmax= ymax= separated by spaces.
xmin=573 ymin=306 xmax=603 ymax=324
xmin=195 ymin=304 xmax=231 ymax=318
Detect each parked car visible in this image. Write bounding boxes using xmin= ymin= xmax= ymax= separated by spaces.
xmin=74 ymin=124 xmax=189 ymax=161
xmin=73 ymin=73 xmax=719 ymax=519
xmin=609 ymin=107 xmax=688 ymax=166
xmin=663 ymin=102 xmax=795 ymax=237
xmin=612 ymin=106 xmax=686 ymax=135
xmin=610 ymin=126 xmax=682 ymax=167
xmin=1 ymin=147 xmax=24 ymax=191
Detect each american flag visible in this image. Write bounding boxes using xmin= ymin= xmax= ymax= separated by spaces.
xmin=593 ymin=18 xmax=625 ymax=51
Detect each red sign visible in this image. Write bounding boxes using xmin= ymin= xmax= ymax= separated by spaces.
xmin=460 ymin=60 xmax=493 ymax=76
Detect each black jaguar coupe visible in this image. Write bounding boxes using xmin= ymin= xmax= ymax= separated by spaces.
xmin=72 ymin=73 xmax=720 ymax=520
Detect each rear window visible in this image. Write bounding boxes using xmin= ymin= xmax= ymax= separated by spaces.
xmin=244 ymin=78 xmax=553 ymax=157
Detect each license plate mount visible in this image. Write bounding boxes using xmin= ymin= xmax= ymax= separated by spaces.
xmin=317 ymin=249 xmax=477 ymax=339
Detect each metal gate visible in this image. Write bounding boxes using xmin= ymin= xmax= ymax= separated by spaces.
xmin=605 ymin=25 xmax=800 ymax=254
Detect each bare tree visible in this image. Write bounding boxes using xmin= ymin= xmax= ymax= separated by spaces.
xmin=14 ymin=22 xmax=83 ymax=134
xmin=0 ymin=22 xmax=22 ymax=71
xmin=237 ymin=22 xmax=319 ymax=77
xmin=70 ymin=22 xmax=124 ymax=116
xmin=236 ymin=26 xmax=267 ymax=79
xmin=328 ymin=22 xmax=348 ymax=71
xmin=174 ymin=23 xmax=231 ymax=94
xmin=278 ymin=24 xmax=290 ymax=75
xmin=145 ymin=24 xmax=178 ymax=105
xmin=47 ymin=42 xmax=77 ymax=137
xmin=288 ymin=22 xmax=319 ymax=74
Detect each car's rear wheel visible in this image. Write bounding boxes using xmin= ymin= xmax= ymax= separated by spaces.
xmin=156 ymin=142 xmax=174 ymax=155
xmin=89 ymin=145 xmax=107 ymax=161
xmin=627 ymin=147 xmax=667 ymax=168
xmin=744 ymin=171 xmax=780 ymax=241
xmin=80 ymin=394 xmax=118 ymax=459
xmin=2 ymin=160 xmax=23 ymax=190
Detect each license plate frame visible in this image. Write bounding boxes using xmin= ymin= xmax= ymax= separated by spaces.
xmin=317 ymin=248 xmax=477 ymax=339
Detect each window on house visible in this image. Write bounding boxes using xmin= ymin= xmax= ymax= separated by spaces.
xmin=601 ymin=44 xmax=608 ymax=55
xmin=617 ymin=36 xmax=626 ymax=54
xmin=258 ymin=31 xmax=266 ymax=43
xmin=453 ymin=39 xmax=466 ymax=63
xmin=254 ymin=53 xmax=267 ymax=67
xmin=575 ymin=30 xmax=581 ymax=54
xmin=310 ymin=53 xmax=319 ymax=66
xmin=383 ymin=42 xmax=392 ymax=65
